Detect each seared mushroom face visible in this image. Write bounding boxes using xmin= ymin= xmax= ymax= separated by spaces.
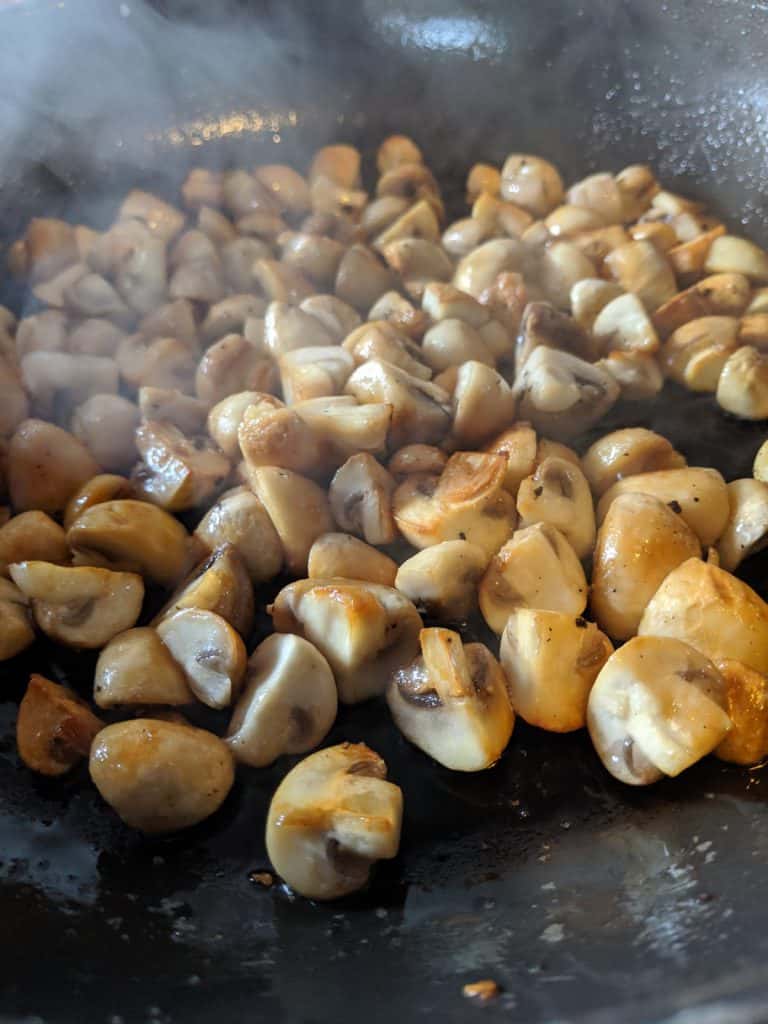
xmin=387 ymin=627 xmax=514 ymax=771
xmin=237 ymin=401 xmax=326 ymax=479
xmin=94 ymin=628 xmax=193 ymax=708
xmin=329 ymin=453 xmax=397 ymax=545
xmin=207 ymin=391 xmax=280 ymax=458
xmin=133 ymin=421 xmax=230 ymax=512
xmin=581 ymin=428 xmax=685 ymax=498
xmin=596 ymin=467 xmax=729 ymax=547
xmin=591 ymin=493 xmax=701 ymax=641
xmin=226 ymin=633 xmax=338 ymax=767
xmin=393 ymin=451 xmax=516 ymax=559
xmin=248 ymin=466 xmax=334 ymax=576
xmin=195 ymin=486 xmax=283 ymax=584
xmin=587 ymin=636 xmax=730 ymax=785
xmin=157 ymin=608 xmax=247 ymax=709
xmin=67 ymin=499 xmax=195 ymax=588
xmin=638 ymin=558 xmax=768 ymax=675
xmin=265 ymin=742 xmax=403 ymax=900
xmin=479 ymin=523 xmax=587 ymax=634
xmin=271 ymin=578 xmax=422 ymax=704
xmin=517 ymin=456 xmax=595 ymax=560
xmin=714 ymin=658 xmax=768 ymax=766
xmin=500 ymin=608 xmax=612 ymax=732
xmin=90 ymin=719 xmax=234 ymax=833
xmin=153 ymin=543 xmax=254 ymax=638
xmin=0 ymin=577 xmax=35 ymax=661
xmin=395 ymin=540 xmax=488 ymax=621
xmin=17 ymin=674 xmax=103 ymax=776
xmin=9 ymin=561 xmax=144 ymax=649
xmin=0 ymin=511 xmax=68 ymax=577
xmin=308 ymin=533 xmax=397 ymax=587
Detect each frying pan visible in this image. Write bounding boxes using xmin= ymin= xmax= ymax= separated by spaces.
xmin=2 ymin=1 xmax=768 ymax=1021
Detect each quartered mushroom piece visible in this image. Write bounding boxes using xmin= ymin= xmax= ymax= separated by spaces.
xmin=153 ymin=543 xmax=254 ymax=637
xmin=9 ymin=561 xmax=144 ymax=649
xmin=265 ymin=742 xmax=403 ymax=900
xmin=90 ymin=719 xmax=234 ymax=833
xmin=17 ymin=674 xmax=103 ymax=776
xmin=328 ymin=453 xmax=397 ymax=546
xmin=0 ymin=577 xmax=35 ymax=661
xmin=717 ymin=478 xmax=768 ymax=571
xmin=226 ymin=634 xmax=338 ymax=767
xmin=395 ymin=540 xmax=488 ymax=621
xmin=388 ymin=627 xmax=514 ymax=771
xmin=308 ymin=533 xmax=397 ymax=587
xmin=587 ymin=636 xmax=731 ymax=785
xmin=157 ymin=608 xmax=247 ymax=710
xmin=0 ymin=510 xmax=69 ymax=577
xmin=195 ymin=486 xmax=283 ymax=584
xmin=248 ymin=466 xmax=334 ymax=576
xmin=207 ymin=391 xmax=280 ymax=458
xmin=63 ymin=474 xmax=135 ymax=531
xmin=500 ymin=609 xmax=612 ymax=732
xmin=516 ymin=456 xmax=596 ymax=560
xmin=271 ymin=578 xmax=422 ymax=704
xmin=8 ymin=419 xmax=100 ymax=514
xmin=132 ymin=420 xmax=230 ymax=512
xmin=344 ymin=359 xmax=451 ymax=449
xmin=581 ymin=427 xmax=685 ymax=497
xmin=94 ymin=628 xmax=193 ymax=709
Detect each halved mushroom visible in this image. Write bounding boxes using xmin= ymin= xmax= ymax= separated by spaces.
xmin=363 ymin=196 xmax=412 ymax=239
xmin=581 ymin=427 xmax=686 ymax=498
xmin=638 ymin=557 xmax=768 ymax=674
xmin=206 ymin=391 xmax=280 ymax=458
xmin=248 ymin=466 xmax=334 ymax=576
xmin=516 ymin=301 xmax=598 ymax=368
xmin=388 ymin=627 xmax=513 ymax=770
xmin=293 ymin=396 xmax=392 ymax=462
xmin=499 ymin=154 xmax=564 ymax=217
xmin=271 ymin=578 xmax=422 ymax=703
xmin=748 ymin=288 xmax=768 ymax=315
xmin=653 ymin=273 xmax=751 ymax=339
xmin=279 ymin=346 xmax=354 ymax=404
xmin=484 ymin=422 xmax=538 ymax=494
xmin=17 ymin=674 xmax=103 ymax=776
xmin=538 ymin=241 xmax=597 ymax=310
xmin=663 ymin=315 xmax=740 ymax=390
xmin=90 ymin=718 xmax=234 ymax=833
xmin=591 ymin=493 xmax=701 ymax=642
xmin=195 ymin=486 xmax=283 ymax=583
xmin=596 ymin=467 xmax=729 ymax=547
xmin=113 ymin=232 xmax=167 ymax=315
xmin=196 ymin=334 xmax=276 ymax=406
xmin=472 ymin=193 xmax=534 ymax=238
xmin=592 ymin=293 xmax=660 ymax=354
xmin=395 ymin=540 xmax=487 ymax=621
xmin=381 ymin=238 xmax=453 ymax=295
xmin=388 ymin=444 xmax=448 ymax=480
xmin=132 ymin=420 xmax=230 ymax=511
xmin=717 ymin=479 xmax=768 ymax=571
xmin=516 ymin=456 xmax=595 ymax=560
xmin=308 ymin=533 xmax=397 ymax=586
xmin=450 ymin=362 xmax=517 ymax=447
xmin=714 ymin=659 xmax=768 ymax=766
xmin=238 ymin=401 xmax=327 ymax=478
xmin=70 ymin=394 xmax=140 ymax=473
xmin=373 ymin=198 xmax=441 ymax=250
xmin=421 ymin=319 xmax=494 ymax=371
xmin=119 ymin=190 xmax=184 ymax=242
xmin=265 ymin=742 xmax=403 ymax=900
xmin=0 ymin=511 xmax=68 ymax=577
xmin=153 ymin=543 xmax=254 ymax=637
xmin=67 ymin=499 xmax=195 ymax=588
xmin=716 ymin=346 xmax=768 ymax=419
xmin=299 ymin=294 xmax=362 ymax=341
xmin=63 ymin=474 xmax=134 ymax=530
xmin=157 ymin=608 xmax=246 ymax=709
xmin=513 ymin=346 xmax=620 ymax=440
xmin=64 ymin=272 xmax=132 ymax=319
xmin=137 ymin=387 xmax=208 ymax=435
xmin=226 ymin=633 xmax=337 ymax=767
xmin=704 ymin=235 xmax=768 ymax=282
xmin=500 ymin=608 xmax=612 ymax=732
xmin=393 ymin=451 xmax=516 ymax=558
xmin=344 ymin=358 xmax=450 ymax=448
xmin=569 ymin=278 xmax=625 ymax=331
xmin=546 ymin=204 xmax=606 ymax=238
xmin=9 ymin=561 xmax=143 ymax=648
xmin=22 ymin=351 xmax=119 ymax=420
xmin=605 ymin=240 xmax=678 ymax=310
xmin=535 ymin=438 xmax=580 ymax=467
xmin=255 ymin=163 xmax=311 ymax=216
xmin=0 ymin=577 xmax=35 ymax=660
xmin=740 ymin=313 xmax=768 ymax=349
xmin=442 ymin=217 xmax=490 ymax=257
xmin=567 ymin=172 xmax=624 ymax=224
xmin=479 ymin=523 xmax=587 ymax=633
xmin=94 ymin=628 xmax=193 ymax=708
xmin=596 ymin=350 xmax=664 ymax=400
xmin=342 ymin=321 xmax=431 ymax=380
xmin=117 ymin=335 xmax=197 ymax=394
xmin=263 ymin=301 xmax=336 ymax=357
xmin=421 ymin=282 xmax=486 ymax=327
xmin=329 ymin=453 xmax=396 ymax=545
xmin=201 ymin=295 xmax=267 ymax=344
xmin=587 ymin=636 xmax=730 ymax=784
xmin=453 ymin=239 xmax=525 ymax=298
xmin=335 ymin=245 xmax=395 ymax=312
xmin=8 ymin=419 xmax=100 ymax=514
xmin=615 ymin=164 xmax=658 ymax=220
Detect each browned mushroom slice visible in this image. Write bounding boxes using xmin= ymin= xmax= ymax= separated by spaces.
xmin=132 ymin=421 xmax=230 ymax=511
xmin=17 ymin=674 xmax=103 ymax=776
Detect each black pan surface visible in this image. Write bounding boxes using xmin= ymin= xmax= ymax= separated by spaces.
xmin=2 ymin=2 xmax=768 ymax=1021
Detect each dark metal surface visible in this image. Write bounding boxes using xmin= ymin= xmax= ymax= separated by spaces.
xmin=2 ymin=2 xmax=768 ymax=1022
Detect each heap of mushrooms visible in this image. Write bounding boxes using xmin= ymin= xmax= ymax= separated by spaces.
xmin=3 ymin=135 xmax=768 ymax=900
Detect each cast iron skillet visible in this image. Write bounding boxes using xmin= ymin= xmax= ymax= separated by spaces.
xmin=2 ymin=1 xmax=768 ymax=1021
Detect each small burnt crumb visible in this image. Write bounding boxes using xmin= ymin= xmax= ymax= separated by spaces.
xmin=458 ymin=531 xmax=467 ymax=540
xmin=574 ymin=616 xmax=588 ymax=629
xmin=533 ymin=486 xmax=543 ymax=498
xmin=463 ymin=979 xmax=500 ymax=1003
xmin=248 ymin=870 xmax=274 ymax=888
xmin=667 ymin=500 xmax=682 ymax=514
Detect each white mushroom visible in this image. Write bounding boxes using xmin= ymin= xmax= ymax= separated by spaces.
xmin=263 ymin=301 xmax=336 ymax=358
xmin=716 ymin=346 xmax=768 ymax=419
xmin=453 ymin=239 xmax=524 ymax=298
xmin=255 ymin=163 xmax=311 ymax=216
xmin=479 ymin=523 xmax=587 ymax=634
xmin=569 ymin=278 xmax=625 ymax=331
xmin=238 ymin=401 xmax=327 ymax=478
xmin=516 ymin=301 xmax=598 ymax=368
xmin=116 ymin=335 xmax=197 ymax=395
xmin=308 ymin=533 xmax=397 ymax=586
xmin=500 ymin=154 xmax=564 ymax=217
xmin=226 ymin=634 xmax=337 ymax=767
xmin=704 ymin=235 xmax=768 ymax=282
xmin=195 ymin=334 xmax=276 ymax=405
xmin=0 ymin=357 xmax=29 ymax=440
xmin=567 ymin=172 xmax=624 ymax=224
xmin=157 ymin=607 xmax=247 ymax=709
xmin=334 ymin=245 xmax=395 ymax=312
xmin=581 ymin=428 xmax=686 ymax=498
xmin=714 ymin=659 xmax=768 ymax=766
xmin=299 ymin=294 xmax=361 ymax=341
xmin=67 ymin=499 xmax=195 ymax=589
xmin=378 ymin=135 xmax=423 ymax=173
xmin=206 ymin=391 xmax=279 ymax=458
xmin=63 ymin=474 xmax=134 ymax=530
xmin=119 ymin=190 xmax=184 ymax=242
xmin=395 ymin=540 xmax=487 ymax=621
xmin=8 ymin=420 xmax=100 ymax=514
xmin=293 ymin=396 xmax=392 ymax=461
xmin=265 ymin=742 xmax=403 ymax=900
xmin=516 ymin=456 xmax=595 ymax=559
xmin=638 ymin=558 xmax=768 ymax=674
xmin=596 ymin=467 xmax=729 ymax=547
xmin=133 ymin=421 xmax=230 ymax=511
xmin=329 ymin=453 xmax=397 ymax=545
xmin=201 ymin=295 xmax=267 ymax=344
xmin=137 ymin=387 xmax=208 ymax=435
xmin=653 ymin=273 xmax=751 ymax=339
xmin=451 ymin=362 xmax=517 ymax=447
xmin=592 ymin=293 xmax=660 ymax=354
xmin=500 ymin=608 xmax=612 ymax=732
xmin=604 ymin=240 xmax=678 ymax=310
xmin=345 ymin=359 xmax=451 ymax=448
xmin=271 ymin=578 xmax=422 ymax=703
xmin=279 ymin=346 xmax=354 ymax=404
xmin=195 ymin=486 xmax=283 ymax=584
xmin=343 ymin=321 xmax=431 ymax=380
xmin=70 ymin=394 xmax=140 ymax=473
xmin=0 ymin=511 xmax=69 ymax=577
xmin=94 ymin=628 xmax=193 ymax=708
xmin=0 ymin=577 xmax=35 ymax=661
xmin=591 ymin=493 xmax=702 ymax=641
xmin=421 ymin=319 xmax=494 ymax=371
xmin=22 ymin=351 xmax=119 ymax=419
xmin=421 ymin=282 xmax=489 ymax=327
xmin=538 ymin=241 xmax=597 ymax=309
xmin=9 ymin=561 xmax=144 ymax=648
xmin=21 ymin=217 xmax=79 ymax=282
xmin=17 ymin=674 xmax=103 ymax=776
xmin=248 ymin=466 xmax=334 ymax=576
xmin=663 ymin=315 xmax=740 ymax=390
xmin=90 ymin=719 xmax=234 ymax=833
xmin=587 ymin=636 xmax=730 ymax=784
xmin=716 ymin=479 xmax=768 ymax=571
xmin=596 ymin=351 xmax=664 ymax=401
xmin=388 ymin=444 xmax=448 ymax=480
xmin=388 ymin=627 xmax=514 ymax=770
xmin=484 ymin=422 xmax=538 ymax=494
